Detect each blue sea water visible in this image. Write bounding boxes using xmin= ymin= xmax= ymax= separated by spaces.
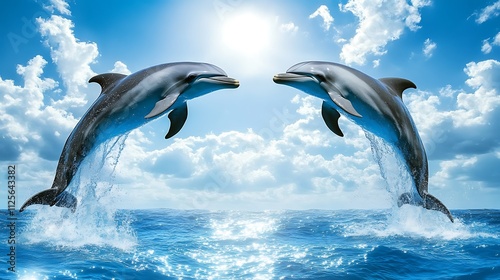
xmin=2 ymin=207 xmax=500 ymax=279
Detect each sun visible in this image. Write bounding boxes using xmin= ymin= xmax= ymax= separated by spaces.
xmin=220 ymin=12 xmax=272 ymax=56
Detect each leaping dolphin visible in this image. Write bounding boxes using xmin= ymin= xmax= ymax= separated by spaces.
xmin=273 ymin=61 xmax=453 ymax=222
xmin=20 ymin=62 xmax=239 ymax=212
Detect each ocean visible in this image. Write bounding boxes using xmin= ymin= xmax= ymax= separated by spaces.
xmin=3 ymin=207 xmax=499 ymax=279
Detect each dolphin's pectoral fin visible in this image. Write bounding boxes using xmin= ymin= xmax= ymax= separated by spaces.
xmin=423 ymin=193 xmax=454 ymax=223
xmin=19 ymin=188 xmax=78 ymax=213
xmin=89 ymin=73 xmax=127 ymax=94
xmin=145 ymin=92 xmax=180 ymax=119
xmin=321 ymin=101 xmax=344 ymax=137
xmin=165 ymin=102 xmax=188 ymax=139
xmin=379 ymin=78 xmax=416 ymax=99
xmin=324 ymin=84 xmax=362 ymax=118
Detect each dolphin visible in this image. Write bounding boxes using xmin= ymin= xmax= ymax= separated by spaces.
xmin=273 ymin=61 xmax=453 ymax=222
xmin=20 ymin=62 xmax=239 ymax=212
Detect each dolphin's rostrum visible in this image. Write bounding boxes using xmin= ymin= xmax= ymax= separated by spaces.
xmin=274 ymin=61 xmax=453 ymax=222
xmin=20 ymin=62 xmax=239 ymax=212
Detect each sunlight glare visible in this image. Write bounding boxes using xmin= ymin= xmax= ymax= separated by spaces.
xmin=221 ymin=12 xmax=272 ymax=56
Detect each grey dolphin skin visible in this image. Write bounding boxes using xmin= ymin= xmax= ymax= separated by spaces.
xmin=273 ymin=61 xmax=453 ymax=222
xmin=20 ymin=62 xmax=239 ymax=212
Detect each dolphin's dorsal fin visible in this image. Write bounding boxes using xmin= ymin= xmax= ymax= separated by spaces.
xmin=165 ymin=102 xmax=188 ymax=139
xmin=145 ymin=91 xmax=181 ymax=119
xmin=89 ymin=73 xmax=127 ymax=94
xmin=379 ymin=78 xmax=416 ymax=99
xmin=321 ymin=101 xmax=344 ymax=137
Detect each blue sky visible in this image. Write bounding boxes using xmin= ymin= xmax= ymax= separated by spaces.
xmin=1 ymin=0 xmax=499 ymax=210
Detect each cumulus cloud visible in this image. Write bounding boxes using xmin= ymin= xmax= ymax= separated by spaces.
xmin=280 ymin=22 xmax=299 ymax=34
xmin=435 ymin=154 xmax=500 ymax=186
xmin=110 ymin=61 xmax=132 ymax=75
xmin=0 ymin=55 xmax=77 ymax=161
xmin=44 ymin=0 xmax=71 ymax=15
xmin=309 ymin=5 xmax=334 ymax=31
xmin=405 ymin=59 xmax=500 ymax=187
xmin=481 ymin=32 xmax=500 ymax=54
xmin=475 ymin=0 xmax=500 ymax=24
xmin=37 ymin=15 xmax=99 ymax=111
xmin=495 ymin=32 xmax=500 ymax=45
xmin=423 ymin=38 xmax=437 ymax=58
xmin=339 ymin=0 xmax=431 ymax=65
xmin=482 ymin=39 xmax=493 ymax=54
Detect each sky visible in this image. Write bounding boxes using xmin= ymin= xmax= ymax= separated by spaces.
xmin=0 ymin=0 xmax=499 ymax=211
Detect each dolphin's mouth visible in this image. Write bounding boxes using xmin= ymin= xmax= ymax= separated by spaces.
xmin=273 ymin=72 xmax=318 ymax=84
xmin=199 ymin=75 xmax=240 ymax=88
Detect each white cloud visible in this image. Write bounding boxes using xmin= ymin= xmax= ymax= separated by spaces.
xmin=0 ymin=55 xmax=77 ymax=161
xmin=423 ymin=38 xmax=437 ymax=58
xmin=482 ymin=39 xmax=493 ymax=54
xmin=44 ymin=0 xmax=71 ymax=15
xmin=309 ymin=5 xmax=334 ymax=31
xmin=37 ymin=15 xmax=99 ymax=111
xmin=111 ymin=61 xmax=132 ymax=75
xmin=373 ymin=59 xmax=381 ymax=68
xmin=339 ymin=0 xmax=431 ymax=65
xmin=494 ymin=32 xmax=500 ymax=45
xmin=438 ymin=84 xmax=465 ymax=98
xmin=482 ymin=32 xmax=500 ymax=54
xmin=405 ymin=59 xmax=500 ymax=188
xmin=280 ymin=22 xmax=299 ymax=34
xmin=475 ymin=0 xmax=500 ymax=24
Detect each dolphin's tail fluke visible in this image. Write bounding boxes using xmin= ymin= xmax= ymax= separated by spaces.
xmin=397 ymin=192 xmax=454 ymax=223
xmin=19 ymin=189 xmax=77 ymax=213
xmin=422 ymin=193 xmax=454 ymax=223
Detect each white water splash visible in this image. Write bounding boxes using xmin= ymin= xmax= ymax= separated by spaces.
xmin=360 ymin=132 xmax=496 ymax=239
xmin=21 ymin=134 xmax=137 ymax=250
xmin=364 ymin=131 xmax=415 ymax=207
xmin=343 ymin=206 xmax=497 ymax=240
